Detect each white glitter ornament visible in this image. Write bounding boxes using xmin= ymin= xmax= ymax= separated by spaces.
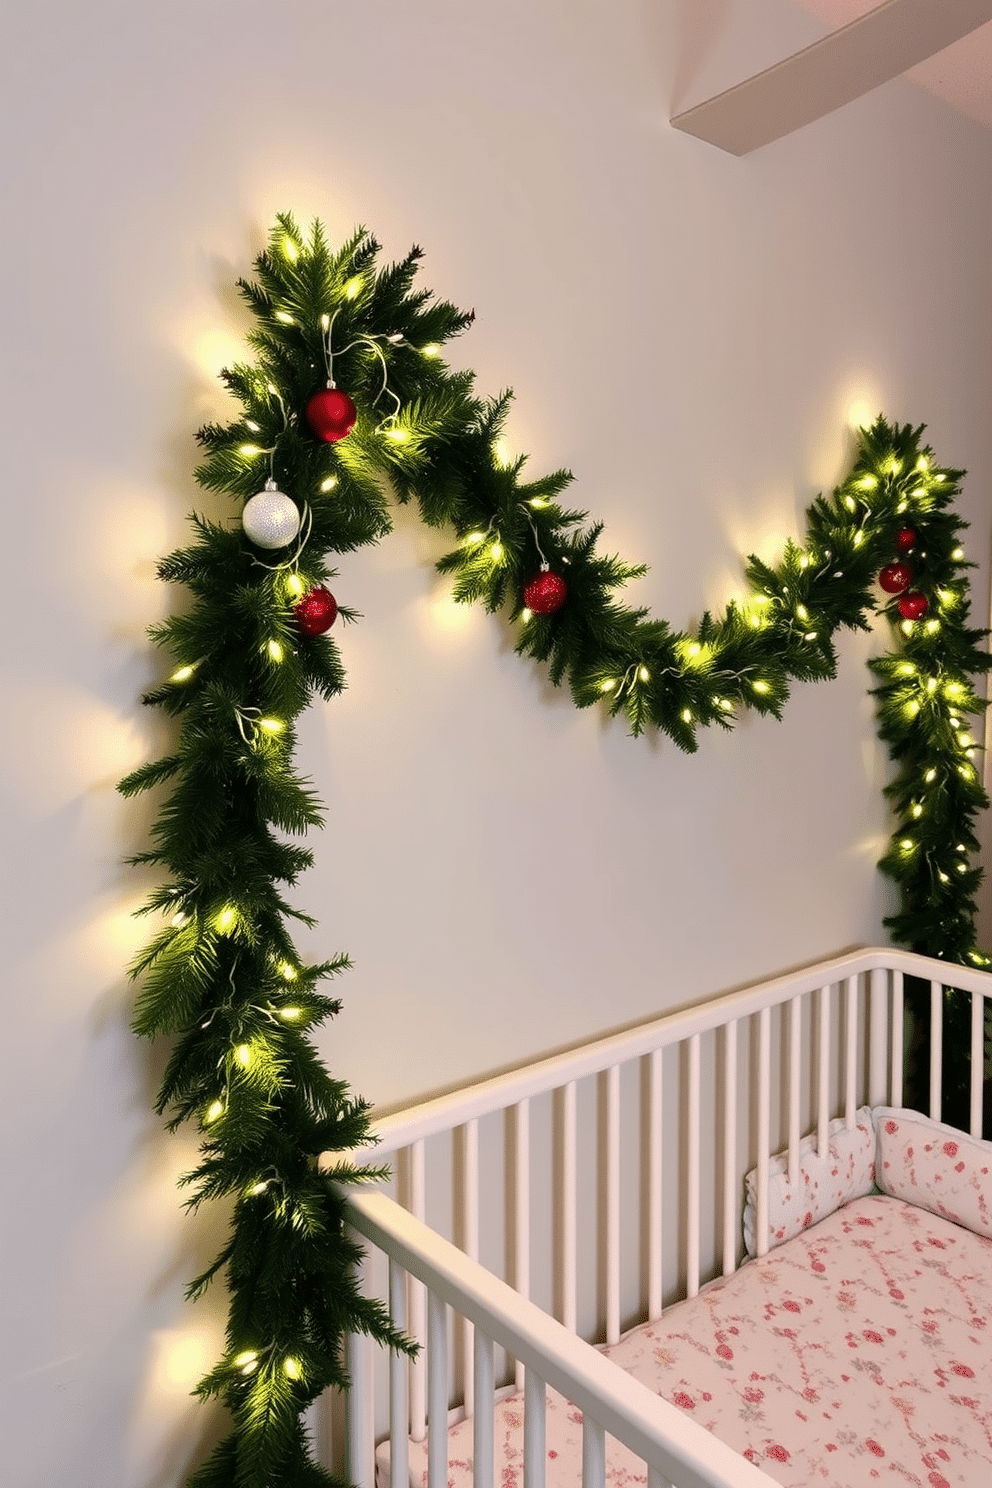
xmin=242 ymin=480 xmax=301 ymax=549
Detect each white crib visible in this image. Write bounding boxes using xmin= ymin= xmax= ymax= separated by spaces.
xmin=323 ymin=946 xmax=992 ymax=1488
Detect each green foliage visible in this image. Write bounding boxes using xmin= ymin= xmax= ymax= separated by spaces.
xmin=125 ymin=215 xmax=990 ymax=1486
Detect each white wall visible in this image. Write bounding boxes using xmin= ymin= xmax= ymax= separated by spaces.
xmin=2 ymin=2 xmax=990 ymax=1484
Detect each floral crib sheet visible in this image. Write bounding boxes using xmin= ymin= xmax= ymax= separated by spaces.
xmin=378 ymin=1195 xmax=992 ymax=1488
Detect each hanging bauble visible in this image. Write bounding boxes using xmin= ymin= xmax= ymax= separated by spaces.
xmin=895 ymin=527 xmax=918 ymax=554
xmin=523 ymin=568 xmax=568 ymax=615
xmin=306 ymin=387 xmax=357 ymax=443
xmin=242 ymin=481 xmax=302 ymax=549
xmin=878 ymin=562 xmax=912 ymax=595
xmin=294 ymin=585 xmax=338 ymax=635
xmin=898 ymin=591 xmax=929 ymax=621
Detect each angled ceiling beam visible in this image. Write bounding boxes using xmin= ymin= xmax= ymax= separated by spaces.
xmin=671 ymin=0 xmax=992 ymax=155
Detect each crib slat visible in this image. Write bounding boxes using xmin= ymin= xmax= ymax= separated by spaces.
xmin=687 ymin=1033 xmax=701 ymax=1297
xmin=971 ymin=991 xmax=983 ymax=1137
xmin=787 ymin=996 xmax=801 ymax=1188
xmin=346 ymin=1234 xmax=375 ymax=1488
xmin=869 ymin=967 xmax=889 ymax=1106
xmin=647 ymin=1047 xmax=663 ymax=1319
xmin=523 ymin=1367 xmax=547 ymax=1488
xmin=930 ymin=980 xmax=942 ymax=1119
xmin=389 ymin=1259 xmax=410 ymax=1488
xmin=473 ymin=1330 xmax=495 ymax=1488
xmin=844 ymin=974 xmax=858 ymax=1127
xmin=890 ymin=969 xmax=904 ymax=1107
xmin=582 ymin=1415 xmax=606 ymax=1488
xmin=562 ymin=1081 xmax=577 ymax=1332
xmin=514 ymin=1097 xmax=531 ymax=1390
xmin=427 ymin=1291 xmax=449 ymax=1488
xmin=755 ymin=1009 xmax=771 ymax=1259
xmin=409 ymin=1139 xmax=427 ymax=1440
xmin=817 ymin=983 xmax=831 ymax=1157
xmin=605 ymin=1064 xmax=621 ymax=1346
xmin=462 ymin=1118 xmax=479 ymax=1418
xmin=647 ymin=1472 xmax=674 ymax=1488
xmin=722 ymin=1019 xmax=738 ymax=1276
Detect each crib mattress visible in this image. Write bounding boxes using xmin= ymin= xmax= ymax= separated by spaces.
xmin=380 ymin=1194 xmax=992 ymax=1488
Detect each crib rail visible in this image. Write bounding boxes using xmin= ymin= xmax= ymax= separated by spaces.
xmin=326 ymin=946 xmax=992 ymax=1488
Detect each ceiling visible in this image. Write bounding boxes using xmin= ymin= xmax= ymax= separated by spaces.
xmin=794 ymin=0 xmax=992 ymax=130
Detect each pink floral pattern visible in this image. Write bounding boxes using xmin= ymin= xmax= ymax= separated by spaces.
xmin=875 ymin=1106 xmax=992 ymax=1238
xmin=379 ymin=1196 xmax=992 ymax=1488
xmin=743 ymin=1107 xmax=875 ymax=1256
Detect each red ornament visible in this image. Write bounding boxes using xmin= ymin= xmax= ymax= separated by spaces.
xmin=306 ymin=387 xmax=357 ymax=443
xmin=878 ymin=562 xmax=912 ymax=595
xmin=895 ymin=527 xmax=917 ymax=553
xmin=898 ymin=591 xmax=929 ymax=621
xmin=294 ymin=586 xmax=338 ymax=635
xmin=523 ymin=569 xmax=568 ymax=615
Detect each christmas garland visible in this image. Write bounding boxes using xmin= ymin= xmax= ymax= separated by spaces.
xmin=121 ymin=215 xmax=990 ymax=1488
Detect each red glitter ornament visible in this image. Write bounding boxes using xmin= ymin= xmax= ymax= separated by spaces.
xmin=294 ymin=585 xmax=338 ymax=635
xmin=895 ymin=527 xmax=917 ymax=554
xmin=523 ymin=569 xmax=568 ymax=615
xmin=306 ymin=387 xmax=357 ymax=443
xmin=898 ymin=591 xmax=929 ymax=621
xmin=879 ymin=562 xmax=912 ymax=595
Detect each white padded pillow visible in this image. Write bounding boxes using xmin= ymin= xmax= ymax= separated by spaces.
xmin=743 ymin=1106 xmax=875 ymax=1257
xmin=874 ymin=1106 xmax=992 ymax=1238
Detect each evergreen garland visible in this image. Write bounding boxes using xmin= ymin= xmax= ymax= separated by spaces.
xmin=121 ymin=215 xmax=990 ymax=1486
